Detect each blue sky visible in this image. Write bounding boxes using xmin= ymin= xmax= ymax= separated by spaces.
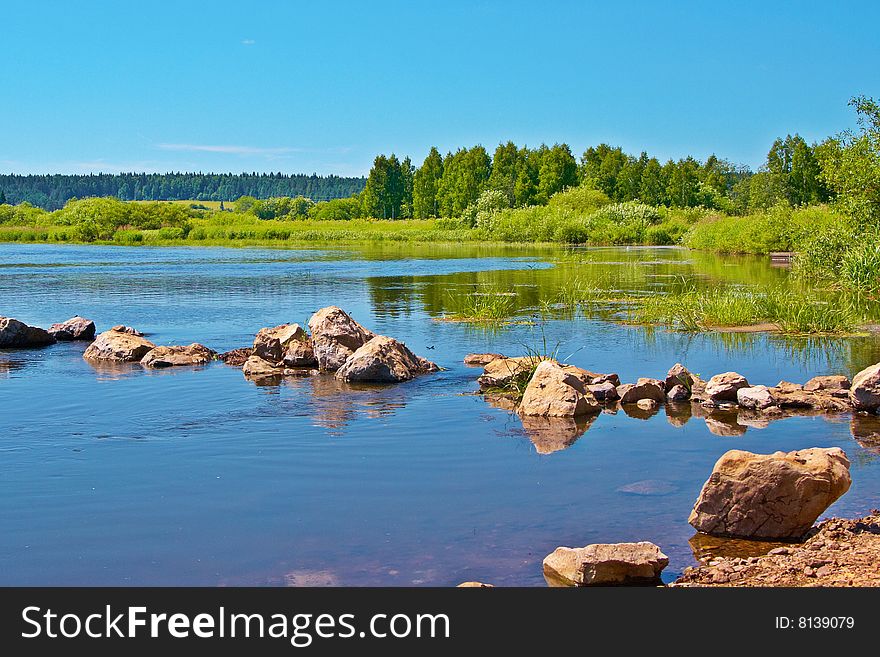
xmin=1 ymin=1 xmax=877 ymax=176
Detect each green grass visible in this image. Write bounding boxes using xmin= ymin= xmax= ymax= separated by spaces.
xmin=445 ymin=290 xmax=517 ymax=324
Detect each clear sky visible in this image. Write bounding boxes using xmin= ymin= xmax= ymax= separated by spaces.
xmin=1 ymin=1 xmax=877 ymax=176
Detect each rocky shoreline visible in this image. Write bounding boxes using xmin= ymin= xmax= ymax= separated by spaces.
xmin=3 ymin=308 xmax=880 ymax=587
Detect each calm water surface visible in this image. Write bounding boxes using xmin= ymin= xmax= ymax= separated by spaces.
xmin=1 ymin=243 xmax=879 ymax=585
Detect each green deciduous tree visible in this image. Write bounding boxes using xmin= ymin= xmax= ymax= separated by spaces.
xmin=413 ymin=147 xmax=443 ymax=218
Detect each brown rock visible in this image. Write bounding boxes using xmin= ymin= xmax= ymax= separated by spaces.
xmin=477 ymin=356 xmax=541 ymax=389
xmin=110 ymin=325 xmax=143 ymax=336
xmin=688 ymin=447 xmax=852 ymax=539
xmin=463 ymin=353 xmax=505 ymax=366
xmin=769 ymin=381 xmax=851 ymax=412
xmin=242 ymin=354 xmax=282 ymax=378
xmin=561 ymin=365 xmax=620 ymax=387
xmin=0 ymin=316 xmax=55 ymax=348
xmin=219 ymin=348 xmax=252 ymax=366
xmin=704 ymin=372 xmax=750 ymax=403
xmin=140 ymin=343 xmax=216 ymax=368
xmin=617 ymin=378 xmax=665 ymax=404
xmin=282 ymin=339 xmax=317 ymax=367
xmin=665 ymin=363 xmax=694 ymax=392
xmin=252 ymin=323 xmax=308 ymax=363
xmin=636 ymin=399 xmax=658 ymax=412
xmin=518 ymin=361 xmax=600 ymax=418
xmin=307 ymin=306 xmax=375 ymax=371
xmin=456 ymin=581 xmax=494 ymax=588
xmin=737 ymin=385 xmax=774 ymax=410
xmin=850 ymin=363 xmax=880 ymax=412
xmin=543 ymin=542 xmax=669 ymax=586
xmin=588 ymin=381 xmax=618 ymax=401
xmin=667 ymin=384 xmax=690 ymax=402
xmin=83 ymin=329 xmax=156 ymax=362
xmin=335 ymin=335 xmax=438 ymax=383
xmin=804 ymin=375 xmax=850 ymax=395
xmin=47 ymin=316 xmax=96 ymax=341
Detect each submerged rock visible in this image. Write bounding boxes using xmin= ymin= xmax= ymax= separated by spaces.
xmin=688 ymin=447 xmax=852 ymax=540
xmin=464 ymin=353 xmax=506 ymax=366
xmin=518 ymin=361 xmax=600 ymax=418
xmin=110 ymin=324 xmax=144 ymax=336
xmin=335 ymin=335 xmax=438 ymax=383
xmin=617 ymin=378 xmax=665 ymax=404
xmin=0 ymin=316 xmax=55 ymax=348
xmin=47 ymin=316 xmax=96 ymax=341
xmin=849 ymin=363 xmax=880 ymax=412
xmin=543 ymin=542 xmax=669 ymax=586
xmin=308 ymin=306 xmax=375 ymax=371
xmin=83 ymin=329 xmax=156 ymax=362
xmin=704 ymin=372 xmax=750 ymax=403
xmin=141 ymin=343 xmax=217 ymax=368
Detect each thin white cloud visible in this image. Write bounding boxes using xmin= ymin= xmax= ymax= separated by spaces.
xmin=241 ymin=39 xmax=255 ymax=46
xmin=157 ymin=143 xmax=298 ymax=155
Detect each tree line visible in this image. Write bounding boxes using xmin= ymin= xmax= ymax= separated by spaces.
xmin=0 ymin=172 xmax=366 ymax=210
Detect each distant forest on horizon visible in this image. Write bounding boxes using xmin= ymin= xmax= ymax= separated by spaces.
xmin=0 ymin=172 xmax=367 ymax=210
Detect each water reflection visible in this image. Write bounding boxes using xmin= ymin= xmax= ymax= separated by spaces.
xmin=688 ymin=533 xmax=789 ymax=563
xmin=517 ymin=414 xmax=598 ymax=454
xmin=0 ymin=353 xmax=26 ymax=378
xmin=850 ymin=414 xmax=880 ymax=454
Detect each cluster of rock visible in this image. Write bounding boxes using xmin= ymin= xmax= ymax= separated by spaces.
xmin=82 ymin=325 xmax=217 ymax=369
xmin=1 ymin=315 xmax=95 ymax=347
xmin=240 ymin=306 xmax=438 ymax=384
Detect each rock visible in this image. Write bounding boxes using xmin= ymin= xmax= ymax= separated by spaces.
xmin=704 ymin=372 xmax=750 ymax=403
xmin=252 ymin=323 xmax=308 ymax=363
xmin=665 ymin=363 xmax=694 ymax=392
xmin=636 ymin=399 xmax=658 ymax=412
xmin=617 ymin=378 xmax=665 ymax=404
xmin=110 ymin=325 xmax=143 ymax=336
xmin=667 ymin=384 xmax=690 ymax=402
xmin=518 ymin=361 xmax=600 ymax=418
xmin=477 ymin=356 xmax=540 ymax=389
xmin=561 ymin=365 xmax=620 ymax=387
xmin=242 ymin=354 xmax=282 ymax=378
xmin=335 ymin=335 xmax=438 ymax=383
xmin=219 ymin=348 xmax=252 ymax=366
xmin=688 ymin=447 xmax=852 ymax=539
xmin=140 ymin=343 xmax=216 ymax=368
xmin=47 ymin=316 xmax=95 ymax=341
xmin=0 ymin=316 xmax=55 ymax=347
xmin=850 ymin=364 xmax=880 ymax=412
xmin=542 ymin=542 xmax=669 ymax=586
xmin=282 ymin=339 xmax=317 ymax=367
xmin=804 ymin=375 xmax=850 ymax=396
xmin=464 ymin=353 xmax=505 ymax=366
xmin=83 ymin=329 xmax=156 ymax=362
xmin=456 ymin=581 xmax=494 ymax=587
xmin=737 ymin=385 xmax=774 ymax=410
xmin=617 ymin=480 xmax=678 ymax=496
xmin=587 ymin=381 xmax=618 ymax=401
xmin=769 ymin=381 xmax=851 ymax=412
xmin=307 ymin=306 xmax=375 ymax=371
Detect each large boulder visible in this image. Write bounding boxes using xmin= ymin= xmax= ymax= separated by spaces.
xmin=665 ymin=363 xmax=694 ymax=392
xmin=543 ymin=542 xmax=669 ymax=586
xmin=704 ymin=372 xmax=750 ymax=403
xmin=83 ymin=328 xmax=156 ymax=362
xmin=308 ymin=306 xmax=375 ymax=371
xmin=0 ymin=316 xmax=55 ymax=348
xmin=141 ymin=343 xmax=216 ymax=368
xmin=335 ymin=336 xmax=438 ymax=383
xmin=47 ymin=316 xmax=96 ymax=341
xmin=769 ymin=381 xmax=851 ymax=412
xmin=477 ymin=356 xmax=541 ymax=389
xmin=688 ymin=447 xmax=852 ymax=540
xmin=850 ymin=364 xmax=880 ymax=412
xmin=617 ymin=378 xmax=665 ymax=404
xmin=252 ymin=323 xmax=308 ymax=363
xmin=587 ymin=381 xmax=618 ymax=402
xmin=518 ymin=361 xmax=600 ymax=418
xmin=737 ymin=385 xmax=774 ymax=410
